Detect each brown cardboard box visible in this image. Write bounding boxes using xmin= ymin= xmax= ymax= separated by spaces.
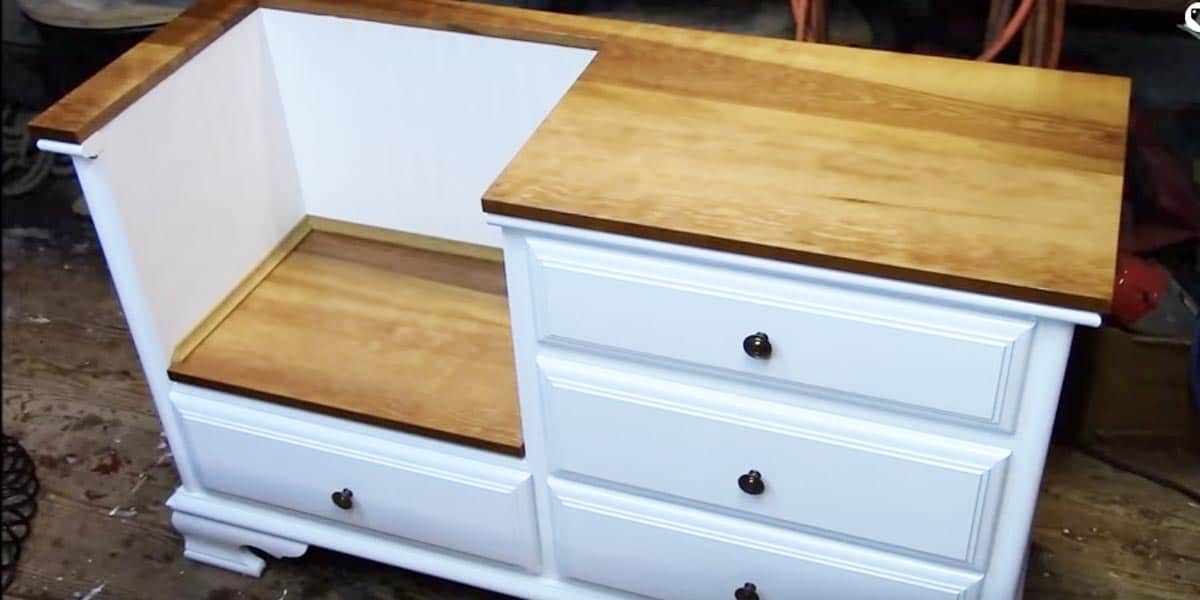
xmin=1058 ymin=325 xmax=1196 ymax=448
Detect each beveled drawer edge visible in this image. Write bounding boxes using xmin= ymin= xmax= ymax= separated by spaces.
xmin=549 ymin=479 xmax=983 ymax=599
xmin=170 ymin=386 xmax=531 ymax=493
xmin=525 ymin=234 xmax=1036 ymax=430
xmin=538 ymin=356 xmax=1011 ymax=566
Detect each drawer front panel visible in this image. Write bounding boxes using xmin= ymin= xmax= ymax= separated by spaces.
xmin=550 ymin=480 xmax=982 ymax=600
xmin=541 ymin=358 xmax=1010 ymax=564
xmin=526 ymin=237 xmax=1033 ymax=428
xmin=171 ymin=390 xmax=539 ymax=569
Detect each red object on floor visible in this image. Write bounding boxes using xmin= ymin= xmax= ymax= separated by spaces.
xmin=1111 ymin=254 xmax=1170 ymax=328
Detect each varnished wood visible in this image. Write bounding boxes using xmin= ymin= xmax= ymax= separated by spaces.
xmin=27 ymin=0 xmax=256 ymax=143
xmin=308 ymin=216 xmax=503 ymax=263
xmin=32 ymin=0 xmax=1128 ymax=311
xmin=5 ymin=234 xmax=1195 ymax=599
xmin=168 ymin=230 xmax=521 ymax=455
xmin=170 ymin=217 xmax=312 ymax=364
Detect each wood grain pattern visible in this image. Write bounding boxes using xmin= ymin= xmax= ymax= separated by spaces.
xmin=27 ymin=0 xmax=256 ymax=143
xmin=32 ymin=0 xmax=1128 ymax=311
xmin=308 ymin=216 xmax=503 ymax=263
xmin=168 ymin=230 xmax=521 ymax=455
xmin=267 ymin=0 xmax=1128 ymax=311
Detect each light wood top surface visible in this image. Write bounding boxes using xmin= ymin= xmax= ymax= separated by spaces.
xmin=31 ymin=0 xmax=1128 ymax=311
xmin=168 ymin=230 xmax=522 ymax=455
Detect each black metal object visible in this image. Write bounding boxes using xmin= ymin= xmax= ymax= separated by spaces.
xmin=331 ymin=488 xmax=354 ymax=510
xmin=2 ymin=434 xmax=39 ymax=591
xmin=734 ymin=582 xmax=760 ymax=600
xmin=742 ymin=332 xmax=772 ymax=359
xmin=737 ymin=470 xmax=766 ymax=495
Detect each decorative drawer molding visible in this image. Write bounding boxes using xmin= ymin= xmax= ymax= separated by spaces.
xmin=170 ymin=389 xmax=541 ymax=570
xmin=525 ymin=236 xmax=1035 ymax=430
xmin=549 ymin=479 xmax=983 ymax=600
xmin=539 ymin=357 xmax=1011 ymax=566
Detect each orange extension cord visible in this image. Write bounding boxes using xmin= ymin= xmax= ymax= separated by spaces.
xmin=977 ymin=0 xmax=1037 ymax=62
xmin=792 ymin=0 xmax=1045 ymax=64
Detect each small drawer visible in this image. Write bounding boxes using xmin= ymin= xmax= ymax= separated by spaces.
xmin=540 ymin=358 xmax=1010 ymax=565
xmin=524 ymin=236 xmax=1034 ymax=429
xmin=170 ymin=388 xmax=540 ymax=570
xmin=550 ymin=479 xmax=983 ymax=600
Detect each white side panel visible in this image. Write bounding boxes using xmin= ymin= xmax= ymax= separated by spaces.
xmin=261 ymin=9 xmax=595 ymax=247
xmin=539 ymin=356 xmax=1011 ymax=566
xmin=80 ymin=11 xmax=305 ymax=365
xmin=550 ymin=480 xmax=981 ymax=600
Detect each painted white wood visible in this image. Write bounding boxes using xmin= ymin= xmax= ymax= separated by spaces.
xmin=549 ymin=479 xmax=983 ymax=600
xmin=499 ymin=227 xmax=566 ymax=579
xmin=168 ymin=491 xmax=627 ymax=600
xmin=38 ymin=12 xmax=304 ymax=497
xmin=974 ymin=319 xmax=1076 ymax=600
xmin=35 ymin=139 xmax=96 ymax=158
xmin=524 ymin=234 xmax=1036 ymax=429
xmin=171 ymin=381 xmax=528 ymax=469
xmin=170 ymin=388 xmax=541 ymax=570
xmin=499 ymin=222 xmax=1088 ymax=600
xmin=260 ymin=8 xmax=594 ymax=248
xmin=79 ymin=12 xmax=305 ymax=366
xmin=538 ymin=356 xmax=1011 ymax=565
xmin=172 ymin=512 xmax=307 ymax=576
xmin=489 ymin=215 xmax=1101 ymax=327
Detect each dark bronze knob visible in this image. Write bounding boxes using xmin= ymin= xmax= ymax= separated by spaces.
xmin=738 ymin=470 xmax=765 ymax=495
xmin=331 ymin=488 xmax=354 ymax=510
xmin=734 ymin=583 xmax=759 ymax=600
xmin=742 ymin=332 xmax=772 ymax=359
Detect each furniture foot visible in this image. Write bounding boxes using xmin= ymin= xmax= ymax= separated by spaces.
xmin=172 ymin=511 xmax=308 ymax=576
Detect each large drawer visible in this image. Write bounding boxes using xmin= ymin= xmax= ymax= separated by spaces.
xmin=170 ymin=388 xmax=540 ymax=570
xmin=540 ymin=358 xmax=1010 ymax=565
xmin=524 ymin=236 xmax=1034 ymax=429
xmin=550 ymin=480 xmax=983 ymax=600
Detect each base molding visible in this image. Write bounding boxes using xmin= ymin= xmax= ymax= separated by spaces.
xmin=172 ymin=511 xmax=308 ymax=576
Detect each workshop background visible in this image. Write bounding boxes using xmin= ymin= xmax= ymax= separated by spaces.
xmin=2 ymin=1 xmax=1197 ymax=599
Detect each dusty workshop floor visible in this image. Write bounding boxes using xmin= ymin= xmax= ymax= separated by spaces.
xmin=2 ymin=2 xmax=1199 ymax=599
xmin=2 ymin=224 xmax=1198 ymax=600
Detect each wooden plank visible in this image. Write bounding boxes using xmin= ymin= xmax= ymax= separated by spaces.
xmin=32 ymin=0 xmax=1126 ymax=311
xmin=170 ymin=217 xmax=312 ymax=365
xmin=261 ymin=1 xmax=1129 ymax=311
xmin=167 ymin=231 xmax=522 ymax=456
xmin=27 ymin=0 xmax=257 ymax=143
xmin=308 ymin=216 xmax=503 ymax=263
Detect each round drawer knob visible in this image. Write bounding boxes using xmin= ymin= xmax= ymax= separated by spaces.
xmin=331 ymin=488 xmax=354 ymax=510
xmin=742 ymin=332 xmax=772 ymax=359
xmin=738 ymin=470 xmax=765 ymax=495
xmin=734 ymin=582 xmax=759 ymax=600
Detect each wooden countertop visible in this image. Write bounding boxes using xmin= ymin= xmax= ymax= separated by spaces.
xmin=29 ymin=0 xmax=1129 ymax=312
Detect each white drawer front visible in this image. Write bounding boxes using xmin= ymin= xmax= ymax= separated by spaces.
xmin=541 ymin=358 xmax=1010 ymax=565
xmin=526 ymin=237 xmax=1033 ymax=429
xmin=171 ymin=390 xmax=540 ymax=569
xmin=550 ymin=480 xmax=982 ymax=600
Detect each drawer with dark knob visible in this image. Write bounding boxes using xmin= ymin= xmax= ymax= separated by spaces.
xmin=540 ymin=358 xmax=1010 ymax=565
xmin=550 ymin=480 xmax=982 ymax=600
xmin=526 ymin=236 xmax=1035 ymax=429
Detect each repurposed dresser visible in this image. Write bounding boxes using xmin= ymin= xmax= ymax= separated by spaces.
xmin=30 ymin=1 xmax=1129 ymax=598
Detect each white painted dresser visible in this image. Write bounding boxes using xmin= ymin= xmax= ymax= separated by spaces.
xmin=30 ymin=1 xmax=1129 ymax=599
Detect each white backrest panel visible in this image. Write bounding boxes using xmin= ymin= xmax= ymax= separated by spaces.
xmin=85 ymin=11 xmax=304 ymax=365
xmin=261 ymin=9 xmax=595 ymax=247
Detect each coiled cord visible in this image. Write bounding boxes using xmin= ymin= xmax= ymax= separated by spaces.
xmin=1 ymin=434 xmax=39 ymax=591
